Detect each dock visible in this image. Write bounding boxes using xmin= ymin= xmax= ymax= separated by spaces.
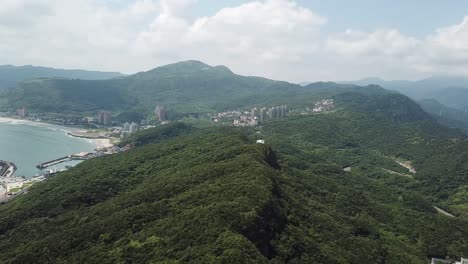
xmin=36 ymin=156 xmax=71 ymax=169
xmin=0 ymin=161 xmax=17 ymax=177
xmin=36 ymin=152 xmax=93 ymax=169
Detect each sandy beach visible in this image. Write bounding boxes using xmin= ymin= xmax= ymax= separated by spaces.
xmin=0 ymin=117 xmax=113 ymax=148
xmin=88 ymin=138 xmax=113 ymax=149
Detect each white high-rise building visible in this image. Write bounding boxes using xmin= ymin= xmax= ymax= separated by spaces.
xmin=123 ymin=122 xmax=131 ymax=132
xmin=129 ymin=122 xmax=139 ymax=133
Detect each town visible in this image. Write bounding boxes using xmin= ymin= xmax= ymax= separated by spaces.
xmin=0 ymin=99 xmax=339 ymax=202
xmin=10 ymin=99 xmax=335 ymax=136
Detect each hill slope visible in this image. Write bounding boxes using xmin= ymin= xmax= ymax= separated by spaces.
xmin=0 ymin=89 xmax=466 ymax=263
xmin=0 ymin=61 xmax=357 ymax=114
xmin=419 ymin=99 xmax=468 ymax=129
xmin=0 ymin=65 xmax=123 ymax=90
xmin=341 ymin=77 xmax=468 ymax=111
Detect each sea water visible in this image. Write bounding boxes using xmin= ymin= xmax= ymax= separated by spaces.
xmin=0 ymin=120 xmax=96 ymax=177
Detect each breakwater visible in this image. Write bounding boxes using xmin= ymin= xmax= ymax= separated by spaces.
xmin=0 ymin=161 xmax=16 ymax=177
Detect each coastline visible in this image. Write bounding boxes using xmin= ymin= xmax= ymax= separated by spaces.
xmin=0 ymin=117 xmax=113 ymax=149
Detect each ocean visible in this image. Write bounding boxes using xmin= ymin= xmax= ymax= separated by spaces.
xmin=0 ymin=119 xmax=96 ymax=177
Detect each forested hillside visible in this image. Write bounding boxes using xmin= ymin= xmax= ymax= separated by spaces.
xmin=0 ymin=65 xmax=122 ymax=90
xmin=0 ymin=61 xmax=356 ymax=114
xmin=342 ymin=77 xmax=468 ymax=111
xmin=0 ymin=88 xmax=466 ymax=263
xmin=419 ymin=99 xmax=468 ymax=130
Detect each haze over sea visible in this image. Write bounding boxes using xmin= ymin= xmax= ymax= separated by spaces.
xmin=0 ymin=119 xmax=96 ymax=177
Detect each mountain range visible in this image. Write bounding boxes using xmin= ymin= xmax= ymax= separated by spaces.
xmin=0 ymin=61 xmax=466 ymax=263
xmin=339 ymin=77 xmax=468 ymax=112
xmin=0 ymin=64 xmax=123 ymax=90
xmin=0 ymin=61 xmax=354 ymax=114
xmin=3 ymin=61 xmax=468 ymax=131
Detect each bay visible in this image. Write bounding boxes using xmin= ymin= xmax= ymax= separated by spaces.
xmin=0 ymin=119 xmax=96 ymax=177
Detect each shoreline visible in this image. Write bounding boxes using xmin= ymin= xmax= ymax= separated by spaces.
xmin=0 ymin=117 xmax=113 ymax=149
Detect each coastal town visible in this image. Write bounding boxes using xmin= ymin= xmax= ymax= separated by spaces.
xmin=0 ymin=99 xmax=337 ymax=203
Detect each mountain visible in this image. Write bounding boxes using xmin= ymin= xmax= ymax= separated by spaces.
xmin=0 ymin=60 xmax=357 ymax=114
xmin=0 ymin=65 xmax=123 ymax=90
xmin=0 ymin=88 xmax=466 ymax=263
xmin=419 ymin=99 xmax=468 ymax=129
xmin=340 ymin=76 xmax=468 ymax=111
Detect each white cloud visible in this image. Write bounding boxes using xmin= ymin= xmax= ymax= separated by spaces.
xmin=1 ymin=0 xmax=468 ymax=81
xmin=327 ymin=29 xmax=419 ymax=58
xmin=133 ymin=0 xmax=326 ymax=79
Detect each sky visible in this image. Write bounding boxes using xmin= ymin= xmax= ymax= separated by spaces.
xmin=1 ymin=0 xmax=468 ymax=82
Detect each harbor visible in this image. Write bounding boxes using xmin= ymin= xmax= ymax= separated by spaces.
xmin=35 ymin=152 xmax=94 ymax=169
xmin=0 ymin=160 xmax=17 ymax=177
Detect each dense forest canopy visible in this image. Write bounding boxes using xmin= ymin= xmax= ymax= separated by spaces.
xmin=0 ymin=61 xmax=357 ymax=113
xmin=0 ymin=61 xmax=466 ymax=263
xmin=0 ymin=64 xmax=122 ymax=90
xmin=0 ymin=88 xmax=466 ymax=263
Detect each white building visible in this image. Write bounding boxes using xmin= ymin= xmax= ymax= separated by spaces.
xmin=129 ymin=122 xmax=139 ymax=133
xmin=123 ymin=122 xmax=131 ymax=132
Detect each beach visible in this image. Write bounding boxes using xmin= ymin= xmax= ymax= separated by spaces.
xmin=0 ymin=117 xmax=113 ymax=149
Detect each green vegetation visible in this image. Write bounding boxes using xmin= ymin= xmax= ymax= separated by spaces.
xmin=0 ymin=61 xmax=356 ymax=114
xmin=0 ymin=64 xmax=122 ymax=91
xmin=0 ymin=88 xmax=466 ymax=263
xmin=0 ymin=63 xmax=466 ymax=263
xmin=419 ymin=99 xmax=468 ymax=130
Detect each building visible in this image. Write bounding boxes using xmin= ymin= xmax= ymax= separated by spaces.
xmin=155 ymin=104 xmax=166 ymax=122
xmin=250 ymin=117 xmax=258 ymax=126
xmin=129 ymin=122 xmax=139 ymax=133
xmin=123 ymin=122 xmax=131 ymax=132
xmin=98 ymin=111 xmax=112 ymax=125
xmin=267 ymin=107 xmax=276 ymax=119
xmin=250 ymin=108 xmax=259 ymax=119
xmin=16 ymin=107 xmax=27 ymax=118
xmin=259 ymin=108 xmax=267 ymax=122
xmin=280 ymin=105 xmax=288 ymax=118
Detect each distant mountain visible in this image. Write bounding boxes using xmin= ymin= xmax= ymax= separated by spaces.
xmin=0 ymin=65 xmax=123 ymax=90
xmin=0 ymin=60 xmax=359 ymax=114
xmin=340 ymin=76 xmax=468 ymax=111
xmin=418 ymin=99 xmax=468 ymax=129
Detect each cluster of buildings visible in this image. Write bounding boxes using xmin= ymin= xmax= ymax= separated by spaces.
xmin=0 ymin=161 xmax=30 ymax=198
xmin=234 ymin=115 xmax=259 ymax=127
xmin=234 ymin=105 xmax=288 ymax=127
xmin=122 ymin=122 xmax=139 ymax=135
xmin=210 ymin=111 xmax=241 ymax=123
xmin=312 ymin=99 xmax=334 ymax=112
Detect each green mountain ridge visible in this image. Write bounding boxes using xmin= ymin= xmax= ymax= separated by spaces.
xmin=0 ymin=87 xmax=466 ymax=263
xmin=0 ymin=64 xmax=123 ymax=90
xmin=0 ymin=61 xmax=361 ymax=114
xmin=340 ymin=77 xmax=468 ymax=111
xmin=418 ymin=99 xmax=468 ymax=130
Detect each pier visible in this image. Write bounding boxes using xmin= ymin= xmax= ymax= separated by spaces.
xmin=0 ymin=161 xmax=17 ymax=177
xmin=36 ymin=152 xmax=93 ymax=169
xmin=36 ymin=156 xmax=71 ymax=169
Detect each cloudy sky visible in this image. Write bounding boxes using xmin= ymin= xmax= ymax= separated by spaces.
xmin=1 ymin=0 xmax=468 ymax=82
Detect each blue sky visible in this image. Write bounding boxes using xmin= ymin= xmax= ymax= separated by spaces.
xmin=190 ymin=0 xmax=468 ymax=36
xmin=1 ymin=0 xmax=468 ymax=81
